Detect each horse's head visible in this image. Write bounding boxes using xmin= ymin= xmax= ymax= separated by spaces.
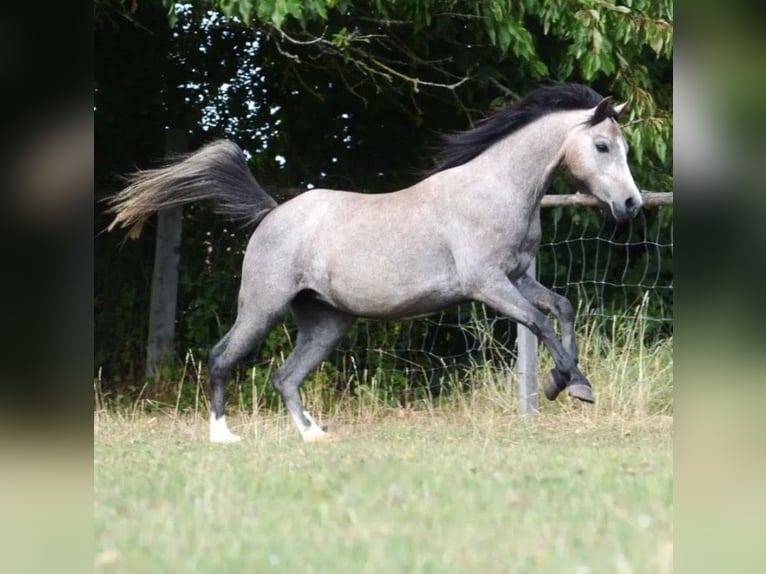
xmin=563 ymin=98 xmax=642 ymax=221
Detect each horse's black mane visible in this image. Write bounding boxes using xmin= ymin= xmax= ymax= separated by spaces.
xmin=432 ymin=82 xmax=613 ymax=174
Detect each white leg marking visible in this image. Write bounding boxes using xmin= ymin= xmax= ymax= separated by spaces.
xmin=209 ymin=414 xmax=242 ymax=443
xmin=297 ymin=410 xmax=332 ymax=443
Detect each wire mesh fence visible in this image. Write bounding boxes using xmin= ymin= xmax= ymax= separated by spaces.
xmin=171 ymin=196 xmax=673 ymax=406
xmin=310 ymin=199 xmax=675 ymax=401
xmin=538 ymin=204 xmax=673 ymax=330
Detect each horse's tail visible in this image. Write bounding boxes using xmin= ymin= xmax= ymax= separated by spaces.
xmin=107 ymin=139 xmax=278 ymax=238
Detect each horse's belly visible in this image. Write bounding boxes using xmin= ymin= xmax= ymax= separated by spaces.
xmin=321 ymin=260 xmax=463 ymax=320
xmin=310 ymin=199 xmax=465 ymax=317
xmin=326 ymin=283 xmax=465 ymax=320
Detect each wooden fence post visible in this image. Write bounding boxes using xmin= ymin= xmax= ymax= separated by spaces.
xmin=516 ymin=259 xmax=539 ymax=414
xmin=145 ymin=129 xmax=186 ymax=381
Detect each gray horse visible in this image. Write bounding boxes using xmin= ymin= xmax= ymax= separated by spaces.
xmin=109 ymin=83 xmax=642 ymax=443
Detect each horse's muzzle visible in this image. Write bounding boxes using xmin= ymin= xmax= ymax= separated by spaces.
xmin=611 ymin=196 xmax=642 ymax=220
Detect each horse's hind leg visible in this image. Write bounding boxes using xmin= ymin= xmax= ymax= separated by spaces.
xmin=271 ymin=298 xmax=354 ymax=442
xmin=208 ymin=306 xmax=285 ymax=443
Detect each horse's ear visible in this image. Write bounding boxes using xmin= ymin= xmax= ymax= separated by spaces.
xmin=592 ymin=97 xmax=613 ymax=123
xmin=613 ymin=101 xmax=628 ymax=118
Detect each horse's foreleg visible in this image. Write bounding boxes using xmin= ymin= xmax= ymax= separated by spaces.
xmin=515 ymin=274 xmax=578 ymax=362
xmin=475 ymin=274 xmax=594 ymax=404
xmin=513 ymin=275 xmax=589 ymax=402
xmin=272 ymin=300 xmax=354 ymax=442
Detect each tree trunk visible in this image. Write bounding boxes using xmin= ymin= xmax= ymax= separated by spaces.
xmin=145 ymin=129 xmax=186 ymax=382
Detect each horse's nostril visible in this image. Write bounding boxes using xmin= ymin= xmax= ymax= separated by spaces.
xmin=625 ymin=197 xmax=636 ymax=211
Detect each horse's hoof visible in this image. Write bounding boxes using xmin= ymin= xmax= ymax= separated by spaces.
xmin=303 ymin=432 xmax=335 ymax=443
xmin=301 ymin=428 xmax=336 ymax=443
xmin=543 ymin=369 xmax=567 ymax=401
xmin=209 ymin=415 xmax=242 ymax=443
xmin=567 ymin=384 xmax=595 ymax=404
xmin=209 ymin=431 xmax=242 ymax=444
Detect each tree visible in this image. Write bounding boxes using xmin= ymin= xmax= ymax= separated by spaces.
xmin=97 ymin=0 xmax=672 ymax=184
xmin=185 ymin=1 xmax=670 ymax=169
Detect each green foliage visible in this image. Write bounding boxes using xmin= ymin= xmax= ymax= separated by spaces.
xmin=148 ymin=0 xmax=673 ymax=186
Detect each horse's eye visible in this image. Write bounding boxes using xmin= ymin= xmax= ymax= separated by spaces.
xmin=595 ymin=142 xmax=609 ymax=153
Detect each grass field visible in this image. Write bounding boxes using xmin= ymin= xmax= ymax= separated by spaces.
xmin=95 ymin=411 xmax=671 ymax=574
xmin=95 ymin=407 xmax=671 ymax=572
xmin=95 ymin=319 xmax=672 ymax=573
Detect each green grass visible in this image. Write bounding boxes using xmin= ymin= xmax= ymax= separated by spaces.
xmin=95 ymin=315 xmax=672 ymax=573
xmin=95 ymin=408 xmax=671 ymax=574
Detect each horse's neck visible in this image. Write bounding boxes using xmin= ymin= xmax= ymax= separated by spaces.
xmin=490 ymin=111 xmax=580 ymax=201
xmin=437 ymin=110 xmax=583 ymax=216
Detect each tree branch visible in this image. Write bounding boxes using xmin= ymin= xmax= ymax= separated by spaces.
xmin=272 ymin=36 xmax=301 ymax=63
xmin=488 ymin=77 xmax=520 ymax=100
xmin=278 ymin=26 xmax=328 ymax=45
xmin=270 ymin=22 xmax=473 ymax=95
xmin=370 ymin=58 xmax=471 ymax=92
